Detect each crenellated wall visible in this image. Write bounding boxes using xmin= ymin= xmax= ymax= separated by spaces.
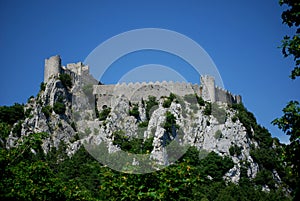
xmin=93 ymin=81 xmax=199 ymax=110
xmin=43 ymin=56 xmax=241 ymax=111
xmin=93 ymin=76 xmax=241 ymax=110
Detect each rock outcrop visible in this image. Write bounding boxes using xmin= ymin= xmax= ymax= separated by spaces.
xmin=7 ymin=56 xmax=274 ymax=185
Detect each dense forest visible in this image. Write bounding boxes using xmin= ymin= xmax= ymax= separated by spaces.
xmin=0 ymin=101 xmax=295 ymax=200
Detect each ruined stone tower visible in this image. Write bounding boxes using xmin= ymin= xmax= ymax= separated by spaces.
xmin=44 ymin=55 xmax=61 ymax=83
xmin=200 ymin=75 xmax=216 ymax=102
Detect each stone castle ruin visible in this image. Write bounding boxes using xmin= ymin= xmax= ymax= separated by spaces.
xmin=44 ymin=55 xmax=241 ymax=110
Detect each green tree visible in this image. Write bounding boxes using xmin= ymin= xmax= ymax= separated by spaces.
xmin=53 ymin=102 xmax=66 ymax=114
xmin=145 ymin=96 xmax=158 ymax=120
xmin=280 ymin=0 xmax=300 ymax=79
xmin=274 ymin=1 xmax=300 ymax=199
xmin=0 ymin=103 xmax=25 ymax=125
xmin=59 ymin=73 xmax=73 ymax=89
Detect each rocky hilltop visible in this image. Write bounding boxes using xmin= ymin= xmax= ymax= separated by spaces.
xmin=6 ymin=55 xmax=285 ymax=190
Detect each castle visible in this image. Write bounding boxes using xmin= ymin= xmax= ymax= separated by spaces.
xmin=44 ymin=55 xmax=242 ymax=110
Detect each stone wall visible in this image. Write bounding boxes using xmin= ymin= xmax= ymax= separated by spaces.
xmin=93 ymin=76 xmax=241 ymax=110
xmin=94 ymin=82 xmax=199 ymax=110
xmin=43 ymin=56 xmax=241 ymax=110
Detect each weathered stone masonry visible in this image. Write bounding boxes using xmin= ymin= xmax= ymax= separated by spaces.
xmin=44 ymin=55 xmax=242 ymax=110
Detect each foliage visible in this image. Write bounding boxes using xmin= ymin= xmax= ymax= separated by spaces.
xmin=42 ymin=105 xmax=52 ymax=118
xmin=163 ymin=93 xmax=177 ymax=108
xmin=272 ymin=100 xmax=300 ymax=198
xmin=200 ymin=151 xmax=234 ymax=181
xmin=0 ymin=103 xmax=25 ymax=125
xmin=145 ymin=96 xmax=158 ymax=120
xmin=254 ymin=169 xmax=276 ymax=189
xmin=25 ymin=108 xmax=32 ymax=118
xmin=203 ymin=102 xmax=212 ymax=115
xmin=0 ymin=131 xmax=292 ymax=200
xmin=129 ymin=105 xmax=140 ymax=120
xmin=277 ymin=2 xmax=300 ymax=199
xmin=12 ymin=120 xmax=23 ymax=137
xmin=162 ymin=98 xmax=172 ymax=108
xmin=138 ymin=121 xmax=149 ymax=128
xmin=71 ymin=121 xmax=77 ymax=131
xmin=0 ymin=122 xmax=11 ymax=147
xmin=229 ymin=144 xmax=242 ymax=156
xmin=279 ymin=0 xmax=300 ymax=79
xmin=59 ymin=73 xmax=73 ymax=89
xmin=250 ymin=148 xmax=278 ymax=170
xmin=0 ymin=132 xmax=94 ymax=200
xmin=272 ymin=101 xmax=300 ymax=144
xmin=53 ymin=102 xmax=66 ymax=114
xmin=40 ymin=82 xmax=46 ymax=91
xmin=231 ymin=103 xmax=257 ymax=137
xmin=163 ymin=111 xmax=177 ymax=133
xmin=231 ymin=115 xmax=238 ymax=122
xmin=197 ymin=95 xmax=205 ymax=106
xmin=112 ymin=130 xmax=154 ymax=154
xmin=98 ymin=107 xmax=111 ymax=121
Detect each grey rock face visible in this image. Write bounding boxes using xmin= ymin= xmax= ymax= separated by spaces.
xmin=7 ymin=57 xmax=267 ymax=184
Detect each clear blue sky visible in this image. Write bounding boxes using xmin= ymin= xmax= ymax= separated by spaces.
xmin=1 ymin=0 xmax=299 ymax=143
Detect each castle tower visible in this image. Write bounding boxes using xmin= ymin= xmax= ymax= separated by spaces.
xmin=200 ymin=75 xmax=216 ymax=102
xmin=44 ymin=55 xmax=61 ymax=83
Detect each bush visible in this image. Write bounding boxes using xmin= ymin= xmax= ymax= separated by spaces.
xmin=200 ymin=151 xmax=234 ymax=181
xmin=25 ymin=108 xmax=32 ymax=118
xmin=138 ymin=121 xmax=149 ymax=128
xmin=71 ymin=121 xmax=77 ymax=131
xmin=59 ymin=73 xmax=73 ymax=89
xmin=0 ymin=122 xmax=11 ymax=144
xmin=162 ymin=93 xmax=177 ymax=108
xmin=162 ymin=111 xmax=179 ymax=147
xmin=0 ymin=103 xmax=25 ymax=125
xmin=254 ymin=169 xmax=276 ymax=189
xmin=129 ymin=105 xmax=140 ymax=120
xmin=42 ymin=105 xmax=52 ymax=118
xmin=231 ymin=103 xmax=257 ymax=136
xmin=40 ymin=82 xmax=46 ymax=91
xmin=145 ymin=96 xmax=158 ymax=120
xmin=197 ymin=96 xmax=205 ymax=106
xmin=53 ymin=102 xmax=66 ymax=114
xmin=229 ymin=145 xmax=242 ymax=156
xmin=203 ymin=102 xmax=212 ymax=115
xmin=99 ymin=107 xmax=111 ymax=121
xmin=112 ymin=130 xmax=154 ymax=154
xmin=250 ymin=148 xmax=278 ymax=170
xmin=163 ymin=98 xmax=172 ymax=108
xmin=231 ymin=115 xmax=238 ymax=122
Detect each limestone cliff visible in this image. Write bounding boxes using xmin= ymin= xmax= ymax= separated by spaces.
xmin=6 ymin=56 xmax=284 ymax=189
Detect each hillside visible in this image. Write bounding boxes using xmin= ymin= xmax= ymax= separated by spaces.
xmin=0 ymin=56 xmax=295 ymax=200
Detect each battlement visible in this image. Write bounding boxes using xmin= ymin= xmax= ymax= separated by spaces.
xmin=93 ymin=76 xmax=241 ymax=110
xmin=43 ymin=56 xmax=241 ymax=110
